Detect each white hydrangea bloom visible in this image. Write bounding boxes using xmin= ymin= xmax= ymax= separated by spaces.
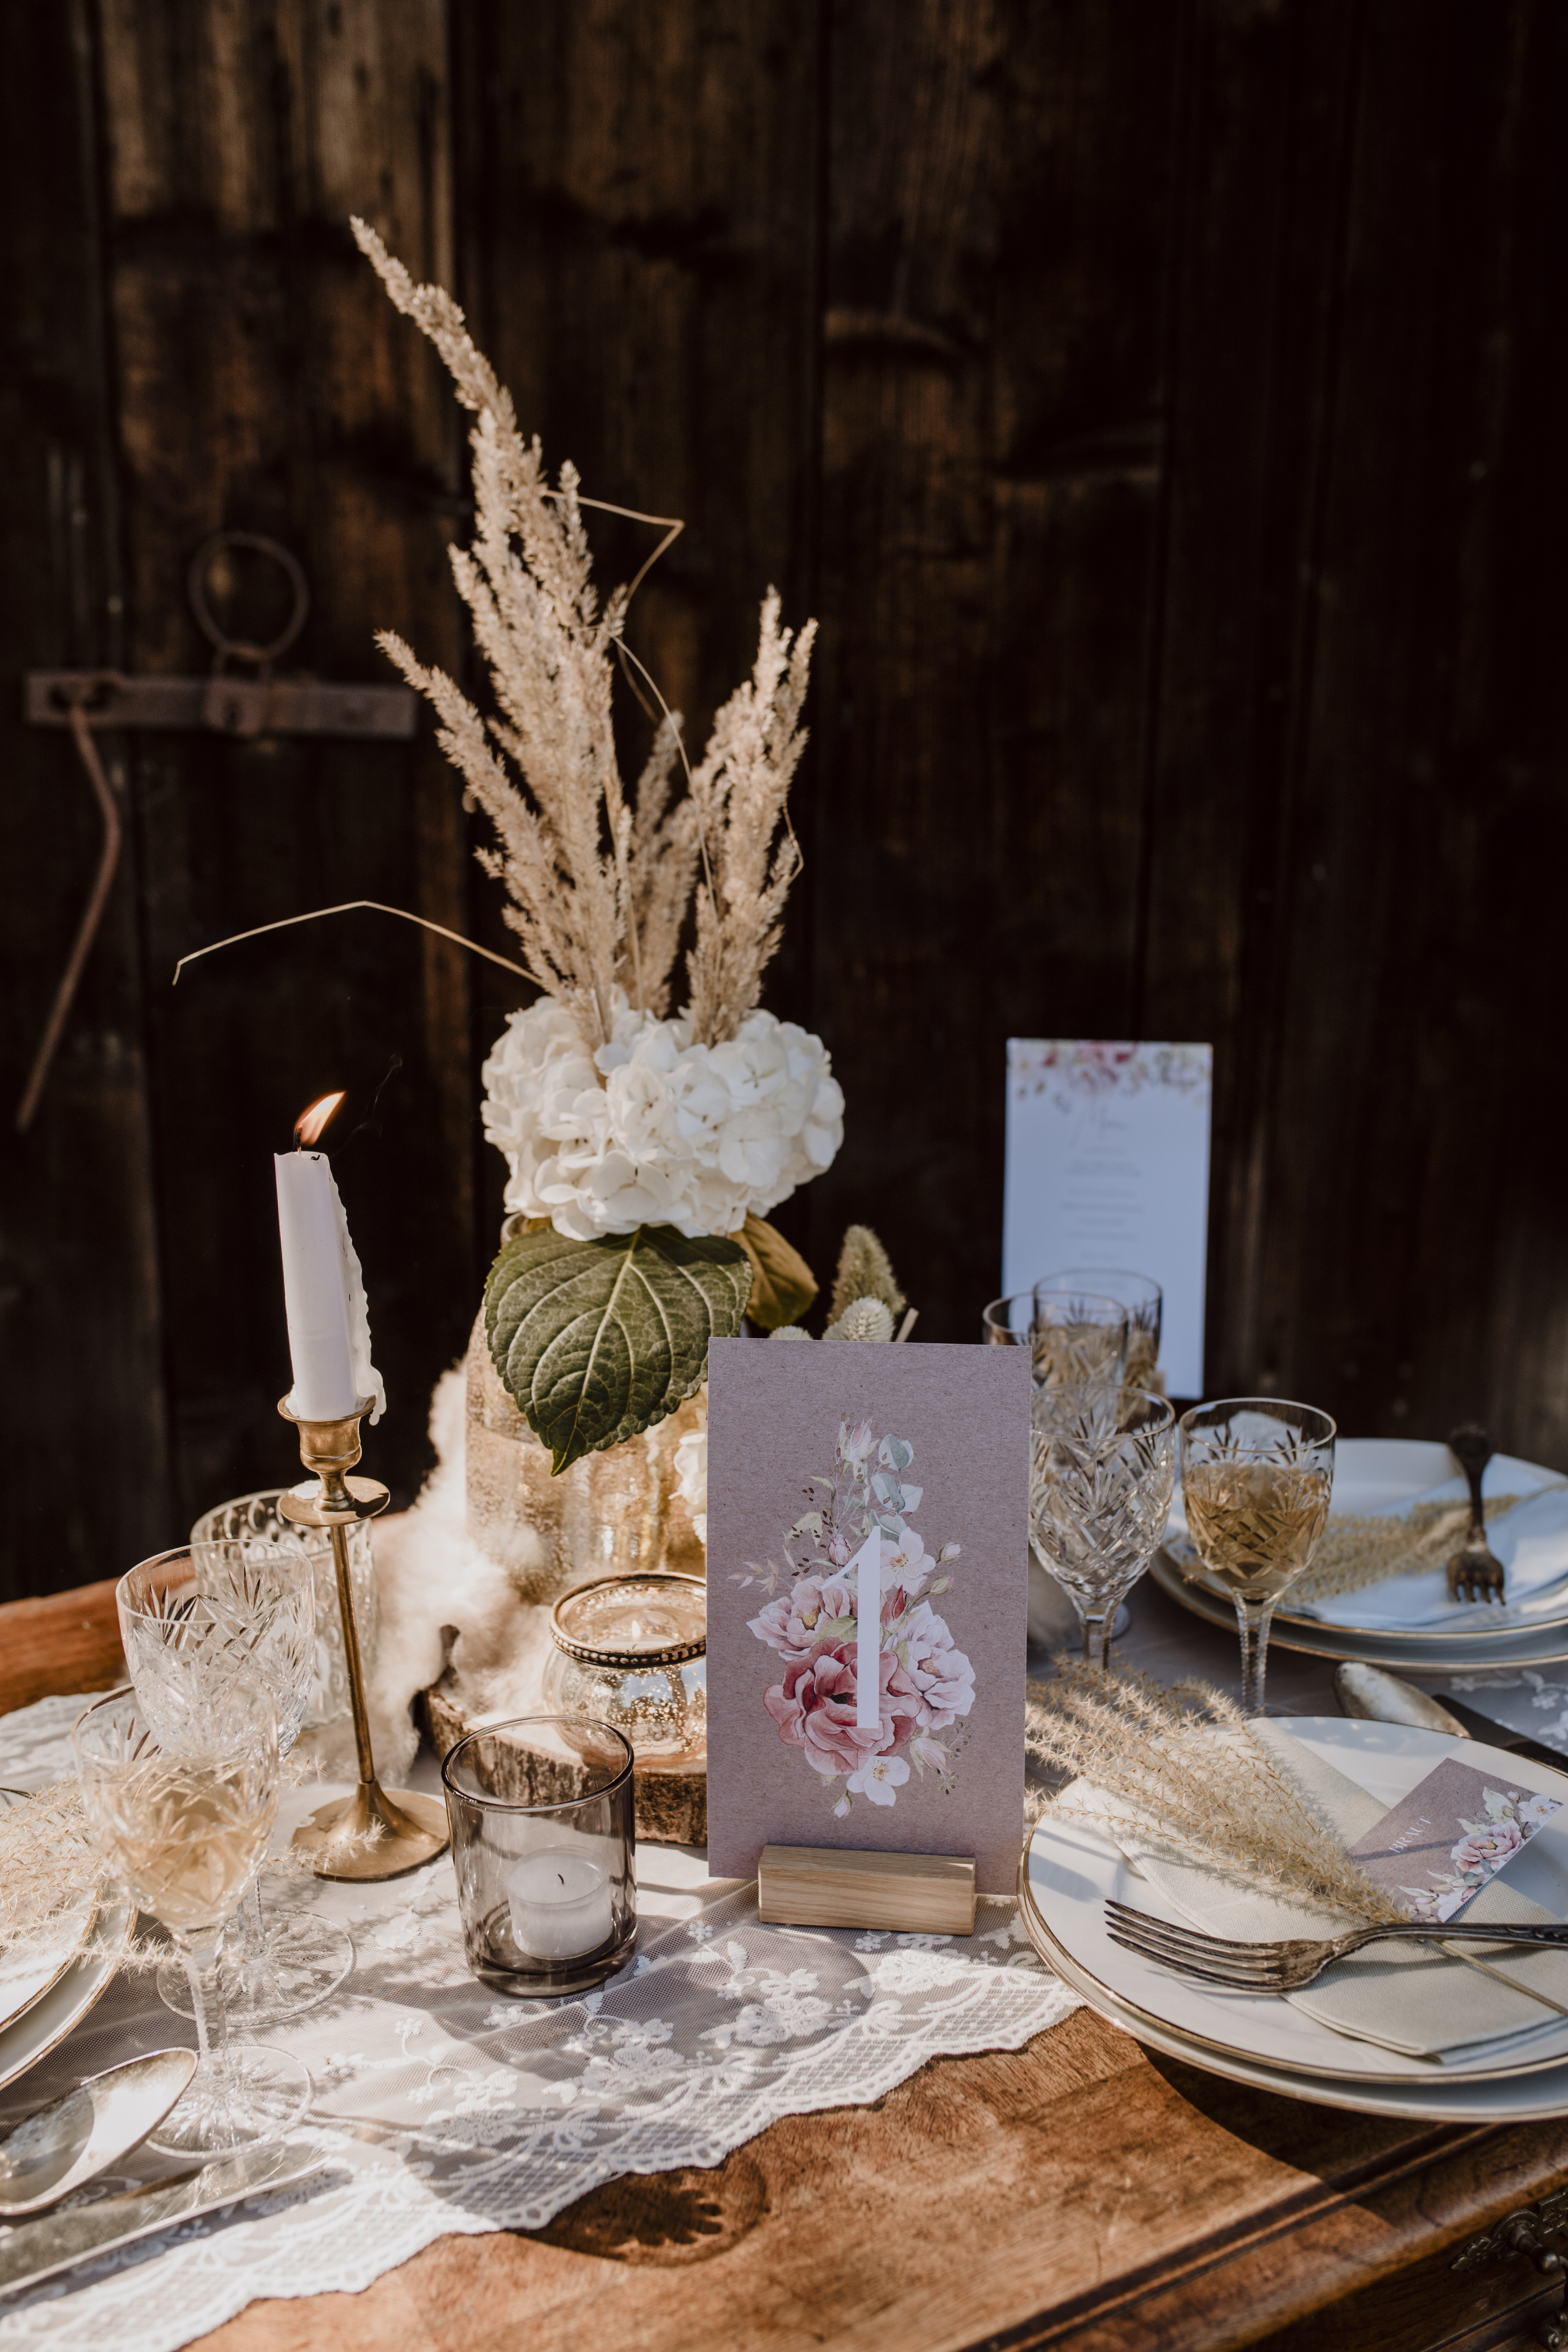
xmin=482 ymin=989 xmax=844 ymax=1242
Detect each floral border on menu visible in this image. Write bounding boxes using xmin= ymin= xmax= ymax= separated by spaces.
xmin=1008 ymin=1038 xmax=1211 ymax=1112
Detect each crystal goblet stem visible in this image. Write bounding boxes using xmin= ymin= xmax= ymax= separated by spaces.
xmin=1233 ymin=1595 xmax=1278 ymax=1717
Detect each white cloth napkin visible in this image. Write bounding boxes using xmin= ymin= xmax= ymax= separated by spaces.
xmin=1118 ymin=1722 xmax=1568 ymax=2061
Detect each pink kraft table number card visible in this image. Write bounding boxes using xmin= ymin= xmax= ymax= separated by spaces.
xmin=705 ymin=1337 xmax=1031 ymax=1899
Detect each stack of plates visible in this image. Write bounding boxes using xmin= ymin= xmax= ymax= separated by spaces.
xmin=0 ymin=1795 xmax=132 ymax=2096
xmin=1020 ymin=1718 xmax=1568 ymax=2120
xmin=1153 ymin=1437 xmax=1568 ymax=1672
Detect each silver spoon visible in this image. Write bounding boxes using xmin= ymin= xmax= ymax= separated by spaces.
xmin=0 ymin=2051 xmax=197 ymax=2216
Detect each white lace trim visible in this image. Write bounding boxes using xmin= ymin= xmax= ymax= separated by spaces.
xmin=0 ymin=1696 xmax=1078 ymax=2351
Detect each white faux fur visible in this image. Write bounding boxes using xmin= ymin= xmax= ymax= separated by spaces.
xmin=294 ymin=1366 xmax=555 ymax=1783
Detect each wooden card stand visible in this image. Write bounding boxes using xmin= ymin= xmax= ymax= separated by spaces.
xmin=757 ymin=1846 xmax=976 ymax=1934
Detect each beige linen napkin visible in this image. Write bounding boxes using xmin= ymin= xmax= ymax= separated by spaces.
xmin=1116 ymin=1721 xmax=1568 ymax=2062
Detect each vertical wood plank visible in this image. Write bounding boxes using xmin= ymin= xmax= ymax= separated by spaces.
xmin=0 ymin=0 xmax=173 ymax=1595
xmin=96 ymin=0 xmax=478 ymax=1524
xmin=449 ymin=0 xmax=826 ymax=1241
xmin=807 ymin=0 xmax=1180 ymax=1330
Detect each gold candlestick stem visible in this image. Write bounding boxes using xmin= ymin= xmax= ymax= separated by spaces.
xmin=278 ymin=1397 xmax=449 ymax=1880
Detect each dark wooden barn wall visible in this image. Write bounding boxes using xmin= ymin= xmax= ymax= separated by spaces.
xmin=3 ymin=0 xmax=1566 ymax=1597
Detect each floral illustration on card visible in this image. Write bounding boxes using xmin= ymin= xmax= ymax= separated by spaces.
xmin=1398 ymin=1785 xmax=1562 ymax=1925
xmin=1008 ymin=1038 xmax=1211 ymax=1112
xmin=733 ymin=1421 xmax=973 ymax=1816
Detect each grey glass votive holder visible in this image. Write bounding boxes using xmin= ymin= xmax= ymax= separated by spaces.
xmin=441 ymin=1715 xmax=637 ymax=1997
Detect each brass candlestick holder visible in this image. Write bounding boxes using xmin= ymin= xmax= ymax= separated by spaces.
xmin=278 ymin=1396 xmax=449 ymax=1879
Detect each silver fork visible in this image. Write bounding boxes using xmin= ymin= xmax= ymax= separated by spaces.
xmin=1104 ymin=1898 xmax=1568 ymax=1993
xmin=1446 ymin=1422 xmax=1506 ymax=1604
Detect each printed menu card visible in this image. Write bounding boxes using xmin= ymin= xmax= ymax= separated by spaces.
xmin=1002 ymin=1039 xmax=1213 ymax=1396
xmin=705 ymin=1338 xmax=1030 ymax=1891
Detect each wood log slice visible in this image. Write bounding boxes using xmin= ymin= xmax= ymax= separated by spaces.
xmin=419 ymin=1673 xmax=707 ymax=1848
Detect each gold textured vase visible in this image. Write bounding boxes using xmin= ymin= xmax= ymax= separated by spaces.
xmin=464 ymin=1314 xmax=706 ymax=1605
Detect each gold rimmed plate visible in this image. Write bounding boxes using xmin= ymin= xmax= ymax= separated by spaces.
xmin=1020 ymin=1718 xmax=1568 ymax=2100
xmin=1149 ymin=1549 xmax=1568 ymax=1671
xmin=0 ymin=1792 xmax=100 ymax=2039
xmin=1162 ymin=1438 xmax=1568 ymax=1653
xmin=0 ymin=1903 xmax=134 ymax=2099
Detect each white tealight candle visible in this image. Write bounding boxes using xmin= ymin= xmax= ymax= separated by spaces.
xmin=275 ymin=1149 xmax=358 ymax=1420
xmin=506 ymin=1849 xmax=614 ymax=1960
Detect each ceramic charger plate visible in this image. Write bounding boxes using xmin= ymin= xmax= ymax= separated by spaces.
xmin=0 ymin=1902 xmax=134 ymax=2099
xmin=1156 ymin=1438 xmax=1568 ymax=1670
xmin=0 ymin=1793 xmax=100 ymax=2039
xmin=1020 ymin=1718 xmax=1568 ymax=2122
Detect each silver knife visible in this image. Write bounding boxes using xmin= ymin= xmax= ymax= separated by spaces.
xmin=1335 ymin=1663 xmax=1568 ymax=1775
xmin=0 ymin=2141 xmax=325 ymax=2298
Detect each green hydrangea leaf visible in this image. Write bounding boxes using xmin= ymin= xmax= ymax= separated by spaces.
xmin=483 ymin=1223 xmax=752 ymax=1474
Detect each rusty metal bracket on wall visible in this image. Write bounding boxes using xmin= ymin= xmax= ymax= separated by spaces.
xmin=16 ymin=532 xmax=416 ymax=1133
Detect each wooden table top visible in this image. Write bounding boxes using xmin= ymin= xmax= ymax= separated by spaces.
xmin=7 ymin=1573 xmax=1567 ymax=2352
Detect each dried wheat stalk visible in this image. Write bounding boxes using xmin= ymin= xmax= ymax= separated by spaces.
xmin=1025 ymin=1659 xmax=1405 ymax=1923
xmin=829 ymin=1225 xmax=906 ymax=1324
xmin=352 ymin=217 xmax=813 ymax=1053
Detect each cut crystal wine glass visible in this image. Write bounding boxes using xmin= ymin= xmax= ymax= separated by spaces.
xmin=117 ymin=1540 xmax=354 ymax=2026
xmin=1029 ymin=1388 xmax=1177 ymax=1670
xmin=1035 ymin=1268 xmax=1161 ymax=1395
xmin=72 ymin=1685 xmax=309 ymax=2157
xmin=1177 ymin=1398 xmax=1336 ymax=1716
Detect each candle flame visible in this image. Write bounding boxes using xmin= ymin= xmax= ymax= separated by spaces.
xmin=294 ymin=1091 xmax=346 ymax=1149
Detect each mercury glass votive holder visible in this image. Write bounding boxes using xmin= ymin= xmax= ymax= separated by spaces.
xmin=541 ymin=1574 xmax=706 ymax=1762
xmin=441 ymin=1716 xmax=636 ymax=1997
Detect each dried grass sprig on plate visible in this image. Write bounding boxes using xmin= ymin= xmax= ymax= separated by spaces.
xmin=1025 ymin=1659 xmax=1404 ymax=1924
xmin=0 ymin=1785 xmax=105 ymax=1957
xmin=1289 ymin=1494 xmax=1527 ymax=1602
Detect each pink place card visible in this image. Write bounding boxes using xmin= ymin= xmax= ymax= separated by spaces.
xmin=1345 ymin=1756 xmax=1562 ymax=1924
xmin=704 ymin=1338 xmax=1031 ymax=1892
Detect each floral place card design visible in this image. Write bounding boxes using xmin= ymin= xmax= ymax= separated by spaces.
xmin=1002 ymin=1040 xmax=1212 ymax=1396
xmin=1345 ymin=1756 xmax=1563 ymax=1924
xmin=704 ymin=1339 xmax=1031 ymax=1891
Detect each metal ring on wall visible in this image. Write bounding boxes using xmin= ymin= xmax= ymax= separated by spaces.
xmin=187 ymin=531 xmax=310 ymax=675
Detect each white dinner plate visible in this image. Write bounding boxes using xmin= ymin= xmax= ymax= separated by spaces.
xmin=0 ymin=1902 xmax=133 ymax=2096
xmin=1022 ymin=1719 xmax=1568 ymax=2094
xmin=1148 ymin=1549 xmax=1568 ymax=1671
xmin=0 ymin=1788 xmax=100 ymax=2037
xmin=1164 ymin=1438 xmax=1568 ymax=1646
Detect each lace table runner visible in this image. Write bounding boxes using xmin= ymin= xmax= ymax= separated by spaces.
xmin=0 ymin=1695 xmax=1078 ymax=2352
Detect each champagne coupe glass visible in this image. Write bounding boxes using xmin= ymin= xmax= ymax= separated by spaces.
xmin=1036 ymin=1269 xmax=1162 ymax=1394
xmin=72 ymin=1686 xmax=310 ymax=2157
xmin=118 ymin=1542 xmax=354 ymax=2026
xmin=1030 ymin=1390 xmax=1177 ymax=1669
xmin=1029 ymin=1285 xmax=1129 ymax=1396
xmin=1178 ymin=1399 xmax=1336 ymax=1716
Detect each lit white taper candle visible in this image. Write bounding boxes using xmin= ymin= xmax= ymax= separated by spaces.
xmin=275 ymin=1092 xmax=384 ymax=1424
xmin=851 ymin=1526 xmax=882 ymax=1730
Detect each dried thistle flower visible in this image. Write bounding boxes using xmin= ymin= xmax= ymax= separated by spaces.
xmin=1025 ymin=1659 xmax=1404 ymax=1923
xmin=828 ymin=1225 xmax=906 ymax=1324
xmin=351 ymin=217 xmax=813 ymax=1056
xmin=823 ymin=1296 xmax=896 ymax=1343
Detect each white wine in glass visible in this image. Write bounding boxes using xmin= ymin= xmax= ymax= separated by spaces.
xmin=73 ymin=1686 xmax=310 ymax=2157
xmin=1178 ymin=1400 xmax=1336 ymax=1714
